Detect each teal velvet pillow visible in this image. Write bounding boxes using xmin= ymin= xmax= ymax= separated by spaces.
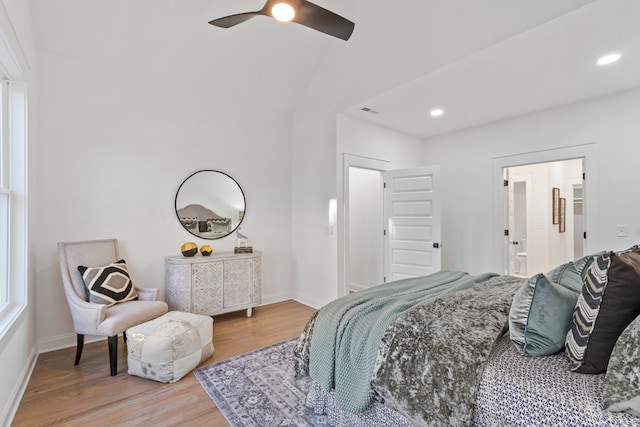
xmin=545 ymin=261 xmax=583 ymax=293
xmin=509 ymin=273 xmax=579 ymax=356
xmin=545 ymin=253 xmax=607 ymax=293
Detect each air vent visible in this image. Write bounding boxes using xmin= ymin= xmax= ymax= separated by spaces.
xmin=360 ymin=106 xmax=379 ymax=115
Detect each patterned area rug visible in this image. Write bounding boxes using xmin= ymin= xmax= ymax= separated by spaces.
xmin=193 ymin=338 xmax=326 ymax=426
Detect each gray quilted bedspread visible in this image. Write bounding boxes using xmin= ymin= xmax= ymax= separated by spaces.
xmin=371 ymin=274 xmax=523 ymax=426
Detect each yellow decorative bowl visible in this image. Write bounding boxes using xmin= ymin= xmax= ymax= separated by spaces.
xmin=200 ymin=245 xmax=213 ymax=256
xmin=181 ymin=242 xmax=198 ymax=257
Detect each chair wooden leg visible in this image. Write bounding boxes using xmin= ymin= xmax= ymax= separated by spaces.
xmin=74 ymin=334 xmax=84 ymax=365
xmin=108 ymin=335 xmax=118 ymax=376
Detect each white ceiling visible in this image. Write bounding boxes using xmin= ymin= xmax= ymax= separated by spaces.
xmin=343 ymin=0 xmax=640 ymax=138
xmin=29 ymin=0 xmax=638 ymax=138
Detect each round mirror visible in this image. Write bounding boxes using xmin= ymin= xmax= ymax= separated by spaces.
xmin=175 ymin=170 xmax=246 ymax=240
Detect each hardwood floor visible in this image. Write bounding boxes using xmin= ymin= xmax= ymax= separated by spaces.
xmin=12 ymin=300 xmax=317 ymax=427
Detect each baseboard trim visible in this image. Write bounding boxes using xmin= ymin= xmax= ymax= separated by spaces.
xmin=38 ymin=292 xmax=296 ymax=353
xmin=259 ymin=291 xmax=293 ymax=307
xmin=291 ymin=294 xmax=323 ymax=310
xmin=349 ymin=282 xmax=368 ymax=293
xmin=2 ymin=344 xmax=37 ymax=427
xmin=38 ymin=333 xmax=105 ymax=354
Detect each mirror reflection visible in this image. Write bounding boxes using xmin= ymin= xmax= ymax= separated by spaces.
xmin=175 ymin=170 xmax=245 ymax=239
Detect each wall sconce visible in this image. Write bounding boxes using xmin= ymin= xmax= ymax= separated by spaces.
xmin=328 ymin=198 xmax=337 ymax=235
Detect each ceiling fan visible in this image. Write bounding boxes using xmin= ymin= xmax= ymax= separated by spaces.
xmin=208 ymin=0 xmax=355 ymax=41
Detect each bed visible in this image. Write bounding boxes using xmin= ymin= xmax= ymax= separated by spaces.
xmin=293 ymin=248 xmax=640 ymax=426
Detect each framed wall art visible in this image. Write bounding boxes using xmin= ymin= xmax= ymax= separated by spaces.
xmin=552 ymin=187 xmax=560 ymax=224
xmin=559 ymin=197 xmax=566 ymax=233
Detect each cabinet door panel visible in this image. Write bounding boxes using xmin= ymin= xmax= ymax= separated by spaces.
xmin=193 ymin=261 xmax=224 ymax=314
xmin=251 ymin=257 xmax=262 ymax=305
xmin=166 ymin=263 xmax=192 ymax=311
xmin=224 ymin=259 xmax=252 ymax=307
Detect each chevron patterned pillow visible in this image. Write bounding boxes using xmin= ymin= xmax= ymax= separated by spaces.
xmin=78 ymin=259 xmax=138 ymax=306
xmin=565 ymin=252 xmax=611 ymax=372
xmin=566 ymin=246 xmax=640 ymax=374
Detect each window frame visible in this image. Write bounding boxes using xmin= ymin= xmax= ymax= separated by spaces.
xmin=0 ymin=71 xmax=28 ymax=350
xmin=0 ymin=78 xmax=9 ymax=307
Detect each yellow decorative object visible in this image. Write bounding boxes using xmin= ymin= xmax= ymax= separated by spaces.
xmin=200 ymin=245 xmax=213 ymax=256
xmin=181 ymin=242 xmax=198 ymax=257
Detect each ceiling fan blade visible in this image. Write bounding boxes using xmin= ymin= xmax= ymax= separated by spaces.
xmin=208 ymin=11 xmax=264 ymax=29
xmin=294 ymin=0 xmax=355 ymax=40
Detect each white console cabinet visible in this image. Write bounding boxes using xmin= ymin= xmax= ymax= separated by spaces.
xmin=165 ymin=251 xmax=261 ymax=317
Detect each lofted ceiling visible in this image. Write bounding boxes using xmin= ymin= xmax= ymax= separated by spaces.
xmin=28 ymin=0 xmax=637 ymax=138
xmin=28 ymin=0 xmax=343 ymax=114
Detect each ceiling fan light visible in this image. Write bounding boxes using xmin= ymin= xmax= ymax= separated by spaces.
xmin=272 ymin=3 xmax=295 ymax=22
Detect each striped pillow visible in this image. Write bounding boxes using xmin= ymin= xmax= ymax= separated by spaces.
xmin=566 ymin=246 xmax=640 ymax=373
xmin=565 ymin=252 xmax=611 ymax=371
xmin=78 ymin=259 xmax=138 ymax=306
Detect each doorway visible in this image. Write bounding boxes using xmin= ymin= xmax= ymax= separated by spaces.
xmin=340 ymin=154 xmax=442 ymax=296
xmin=341 ymin=154 xmax=390 ymax=296
xmin=504 ymin=158 xmax=584 ymax=276
xmin=348 ymin=166 xmax=384 ymax=292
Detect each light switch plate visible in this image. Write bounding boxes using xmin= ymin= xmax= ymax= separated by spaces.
xmin=616 ymin=225 xmax=628 ymax=237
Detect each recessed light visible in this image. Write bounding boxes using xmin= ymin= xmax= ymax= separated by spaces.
xmin=597 ymin=53 xmax=622 ymax=66
xmin=430 ymin=108 xmax=444 ymax=117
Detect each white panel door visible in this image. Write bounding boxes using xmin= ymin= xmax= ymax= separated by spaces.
xmin=384 ymin=166 xmax=441 ymax=282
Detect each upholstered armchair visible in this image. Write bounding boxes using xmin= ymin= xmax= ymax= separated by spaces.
xmin=58 ymin=239 xmax=168 ymax=376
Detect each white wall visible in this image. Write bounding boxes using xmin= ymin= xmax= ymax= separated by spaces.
xmin=338 ymin=116 xmax=428 ymax=168
xmin=423 ymin=87 xmax=640 ymax=275
xmin=33 ymin=50 xmax=295 ymax=351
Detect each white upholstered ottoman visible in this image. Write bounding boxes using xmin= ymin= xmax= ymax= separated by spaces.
xmin=126 ymin=311 xmax=214 ymax=383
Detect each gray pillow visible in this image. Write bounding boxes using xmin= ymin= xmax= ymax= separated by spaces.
xmin=603 ymin=314 xmax=640 ymax=416
xmin=509 ymin=273 xmax=579 ymax=356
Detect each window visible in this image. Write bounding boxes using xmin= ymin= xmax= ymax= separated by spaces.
xmin=0 ymin=8 xmax=28 ymax=348
xmin=0 ymin=76 xmax=27 ymax=341
xmin=0 ymin=191 xmax=7 ymax=306
xmin=0 ymin=80 xmax=8 ymax=307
